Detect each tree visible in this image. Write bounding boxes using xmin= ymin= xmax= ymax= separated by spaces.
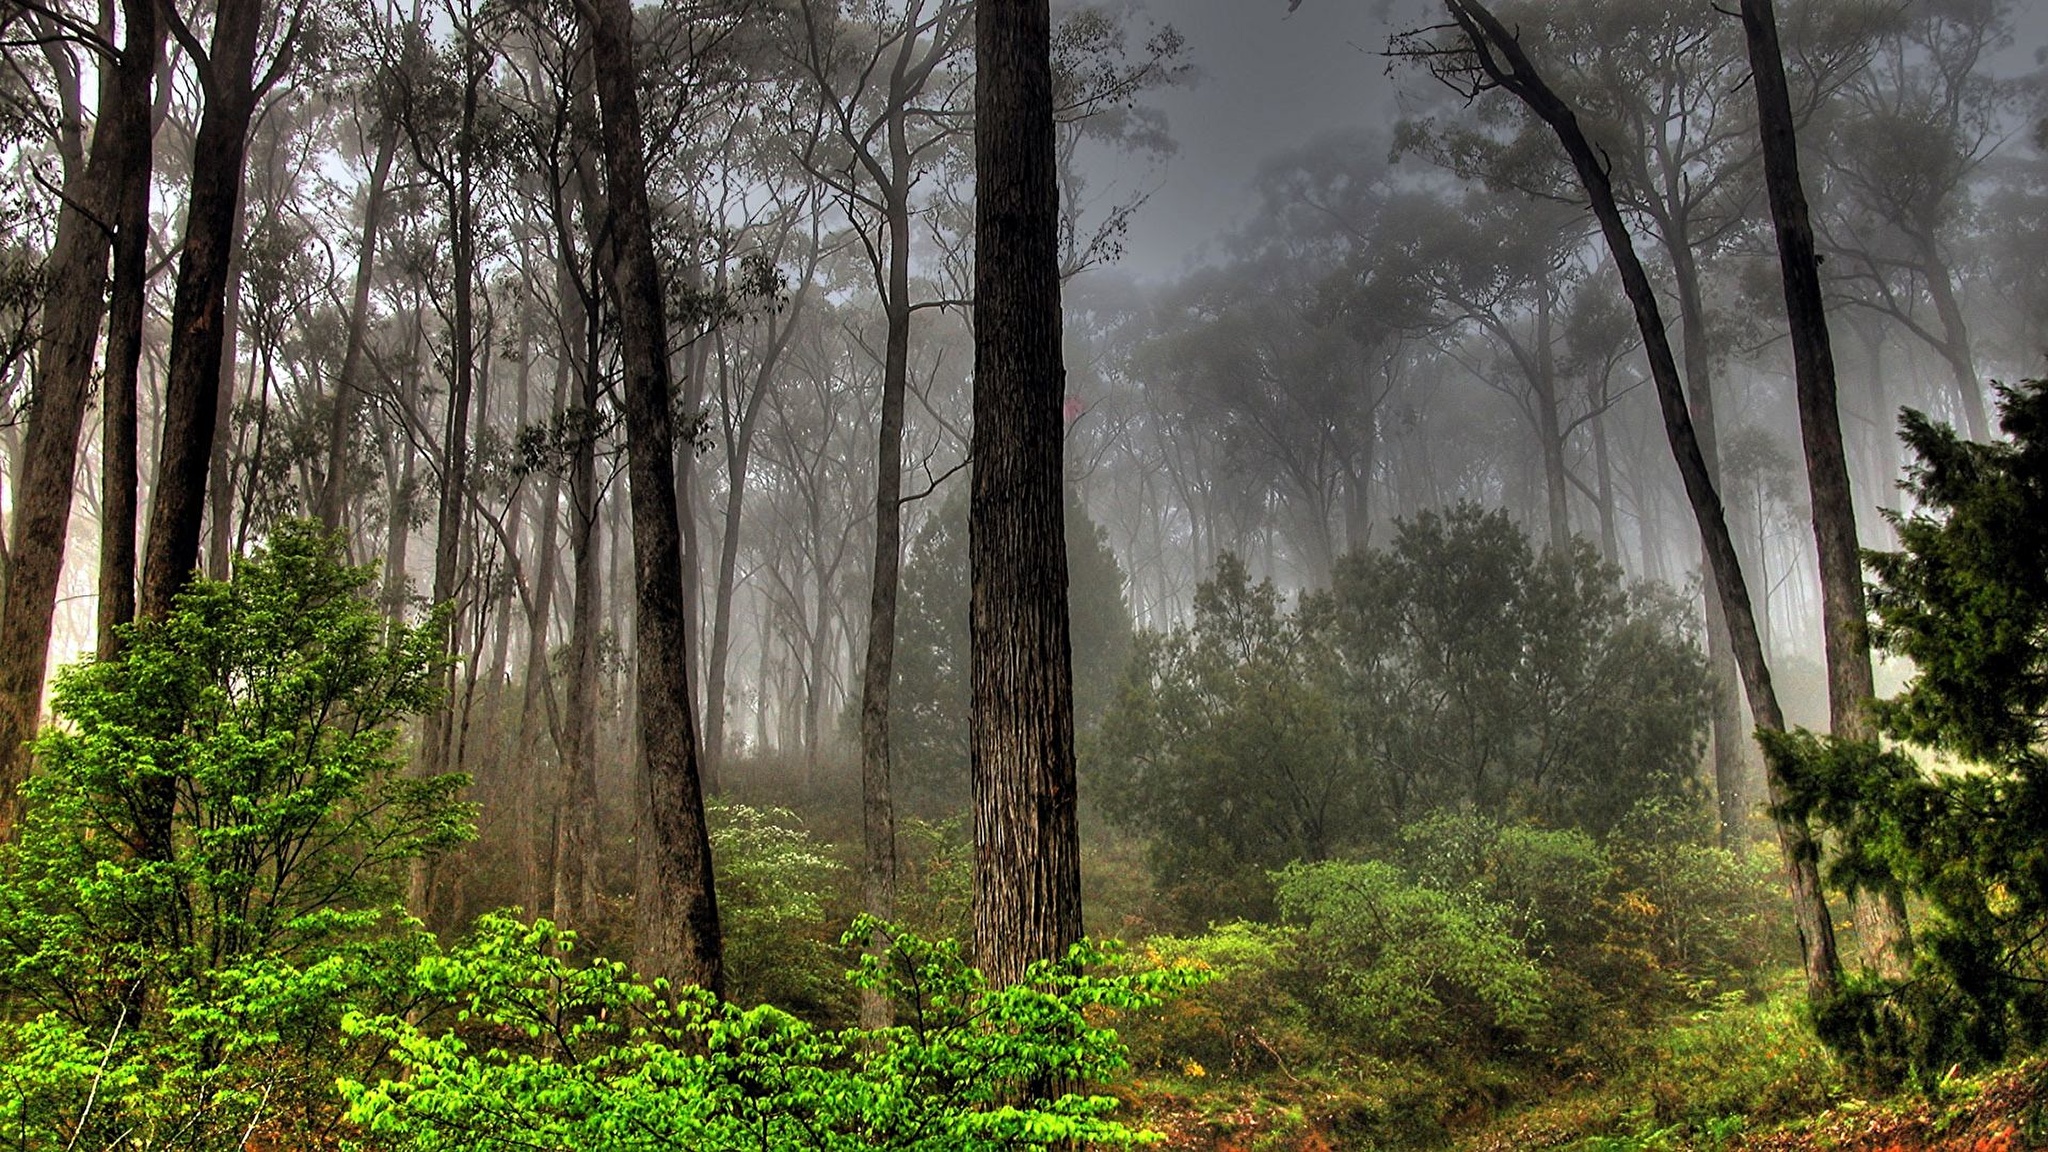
xmin=1395 ymin=0 xmax=1844 ymax=1003
xmin=574 ymin=0 xmax=724 ymax=996
xmin=0 ymin=0 xmax=163 ymax=834
xmin=0 ymin=523 xmax=468 ymax=1148
xmin=970 ymin=0 xmax=1080 ymax=987
xmin=788 ymin=0 xmax=970 ymax=1022
xmin=1738 ymin=0 xmax=1910 ymax=978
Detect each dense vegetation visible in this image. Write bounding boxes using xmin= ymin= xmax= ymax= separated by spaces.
xmin=2 ymin=0 xmax=2047 ymax=1143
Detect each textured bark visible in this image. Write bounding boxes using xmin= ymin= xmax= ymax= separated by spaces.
xmin=1739 ymin=0 xmax=1912 ymax=979
xmin=970 ymin=0 xmax=1083 ymax=990
xmin=139 ymin=0 xmax=273 ymax=624
xmin=1443 ymin=0 xmax=1842 ymax=1004
xmin=578 ymin=0 xmax=723 ymax=996
xmin=0 ymin=0 xmax=164 ymax=834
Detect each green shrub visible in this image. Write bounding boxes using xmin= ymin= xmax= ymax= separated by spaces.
xmin=1119 ymin=921 xmax=1313 ymax=1075
xmin=707 ymin=799 xmax=848 ymax=1015
xmin=0 ymin=521 xmax=469 ymax=1150
xmin=1276 ymin=859 xmax=1549 ymax=1056
xmin=342 ymin=914 xmax=1197 ymax=1151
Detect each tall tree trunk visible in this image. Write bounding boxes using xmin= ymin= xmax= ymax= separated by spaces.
xmin=857 ymin=178 xmax=912 ymax=1026
xmin=1534 ymin=290 xmax=1570 ymax=549
xmin=578 ymin=0 xmax=723 ymax=996
xmin=554 ymin=261 xmax=603 ymax=929
xmin=204 ymin=196 xmax=248 ymax=583
xmin=1442 ymin=0 xmax=1842 ymax=1005
xmin=139 ymin=0 xmax=276 ymax=624
xmin=317 ymin=129 xmax=398 ymax=528
xmin=97 ymin=0 xmax=163 ymax=661
xmin=1740 ymin=0 xmax=1912 ymax=979
xmin=1665 ymin=221 xmax=1753 ymax=852
xmin=1914 ymin=234 xmax=1990 ymax=443
xmin=518 ymin=360 xmax=567 ymax=915
xmin=0 ymin=0 xmax=158 ymax=832
xmin=970 ymin=0 xmax=1082 ymax=989
xmin=1591 ymin=404 xmax=1618 ymax=564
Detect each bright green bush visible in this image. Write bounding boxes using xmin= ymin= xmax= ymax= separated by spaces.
xmin=0 ymin=521 xmax=469 ymax=1150
xmin=341 ymin=914 xmax=1198 ymax=1151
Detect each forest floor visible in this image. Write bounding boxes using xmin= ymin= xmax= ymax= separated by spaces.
xmin=1118 ymin=995 xmax=2048 ymax=1152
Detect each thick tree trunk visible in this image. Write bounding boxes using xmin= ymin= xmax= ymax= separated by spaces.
xmin=139 ymin=0 xmax=272 ymax=624
xmin=1444 ymin=0 xmax=1842 ymax=1005
xmin=0 ymin=0 xmax=158 ymax=832
xmin=578 ymin=0 xmax=723 ymax=996
xmin=970 ymin=0 xmax=1083 ymax=989
xmin=1740 ymin=0 xmax=1912 ymax=980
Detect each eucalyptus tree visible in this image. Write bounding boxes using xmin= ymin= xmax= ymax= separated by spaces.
xmin=971 ymin=0 xmax=1081 ymax=989
xmin=1396 ymin=0 xmax=1845 ymax=1005
xmin=785 ymin=0 xmax=970 ymax=1003
xmin=573 ymin=0 xmax=725 ymax=996
xmin=0 ymin=0 xmax=160 ymax=832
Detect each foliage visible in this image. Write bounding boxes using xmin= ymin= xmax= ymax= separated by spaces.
xmin=893 ymin=486 xmax=1133 ymax=812
xmin=706 ymin=799 xmax=848 ymax=1015
xmin=341 ymin=914 xmax=1201 ymax=1151
xmin=1276 ymin=859 xmax=1550 ymax=1056
xmin=0 ymin=521 xmax=470 ymax=1150
xmin=1769 ymin=382 xmax=2048 ymax=1084
xmin=1092 ymin=552 xmax=1357 ymax=923
xmin=1093 ymin=506 xmax=1711 ymax=923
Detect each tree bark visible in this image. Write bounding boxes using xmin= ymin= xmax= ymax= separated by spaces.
xmin=577 ymin=0 xmax=723 ymax=996
xmin=139 ymin=0 xmax=276 ymax=624
xmin=1739 ymin=0 xmax=1911 ymax=979
xmin=1441 ymin=0 xmax=1842 ymax=1005
xmin=970 ymin=0 xmax=1083 ymax=990
xmin=0 ymin=0 xmax=160 ymax=832
xmin=97 ymin=0 xmax=163 ymax=661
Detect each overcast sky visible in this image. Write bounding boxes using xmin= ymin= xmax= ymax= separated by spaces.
xmin=1100 ymin=0 xmax=2048 ymax=284
xmin=1101 ymin=0 xmax=1414 ymax=281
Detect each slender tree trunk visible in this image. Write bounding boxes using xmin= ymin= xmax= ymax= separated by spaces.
xmin=555 ymin=267 xmax=603 ymax=930
xmin=1534 ymin=288 xmax=1571 ymax=548
xmin=97 ymin=0 xmax=162 ymax=661
xmin=205 ymin=195 xmax=248 ymax=583
xmin=1740 ymin=0 xmax=1911 ymax=979
xmin=578 ymin=0 xmax=723 ymax=996
xmin=1591 ymin=404 xmax=1618 ymax=565
xmin=857 ymin=179 xmax=912 ymax=1027
xmin=971 ymin=0 xmax=1082 ymax=989
xmin=317 ymin=129 xmax=398 ymax=528
xmin=1443 ymin=0 xmax=1842 ymax=1004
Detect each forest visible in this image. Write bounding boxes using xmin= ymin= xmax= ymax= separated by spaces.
xmin=0 ymin=0 xmax=2045 ymax=1146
